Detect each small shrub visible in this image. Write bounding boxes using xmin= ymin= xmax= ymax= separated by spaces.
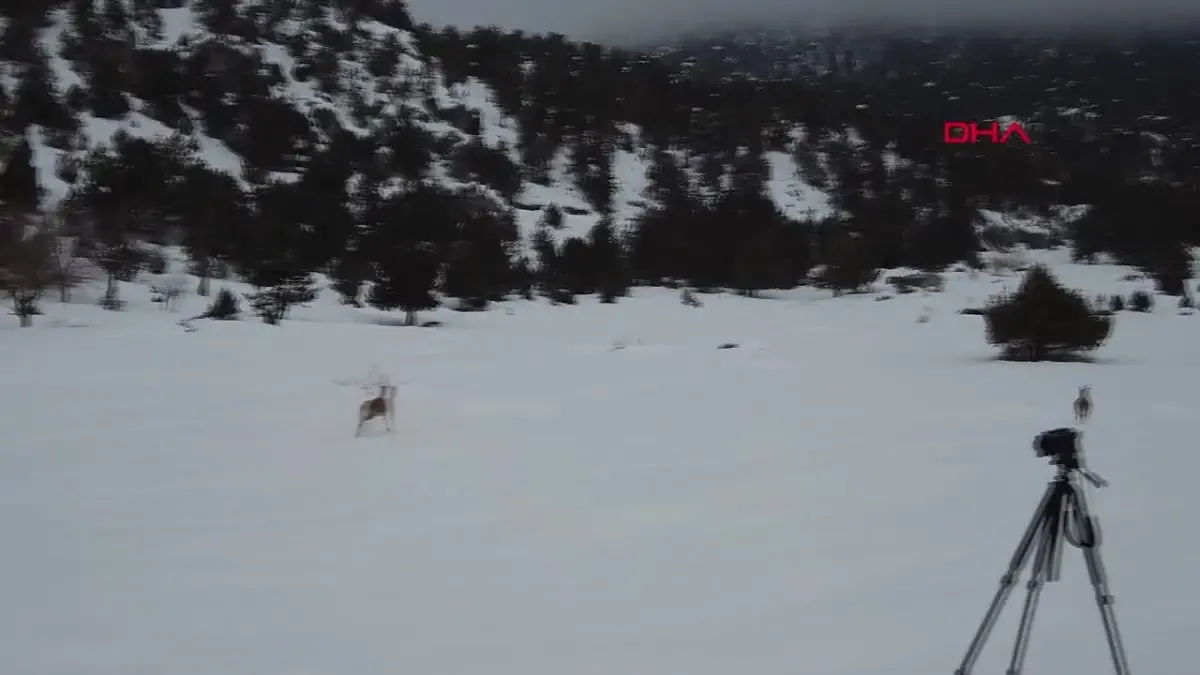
xmin=887 ymin=272 xmax=944 ymax=294
xmin=1179 ymin=294 xmax=1194 ymax=309
xmin=1128 ymin=290 xmax=1153 ymax=313
xmin=205 ymin=287 xmax=240 ymax=319
xmin=681 ymin=288 xmax=702 ymax=308
xmin=1108 ymin=294 xmax=1125 ymax=312
xmin=547 ymin=287 xmax=576 ymax=305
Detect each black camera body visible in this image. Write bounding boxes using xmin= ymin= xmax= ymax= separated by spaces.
xmin=1033 ymin=427 xmax=1082 ymax=469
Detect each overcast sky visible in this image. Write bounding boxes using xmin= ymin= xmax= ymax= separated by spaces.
xmin=402 ymin=0 xmax=1200 ymax=44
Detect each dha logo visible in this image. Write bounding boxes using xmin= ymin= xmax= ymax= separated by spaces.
xmin=943 ymin=121 xmax=1031 ymax=144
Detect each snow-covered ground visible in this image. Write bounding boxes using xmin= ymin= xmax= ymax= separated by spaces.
xmin=1 ymin=249 xmax=1196 ymax=674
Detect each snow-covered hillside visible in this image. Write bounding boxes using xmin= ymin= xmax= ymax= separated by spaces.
xmin=2 ymin=247 xmax=1197 ymax=674
xmin=4 ymin=3 xmax=832 ymax=248
xmin=3 ymin=2 xmax=1082 ymax=256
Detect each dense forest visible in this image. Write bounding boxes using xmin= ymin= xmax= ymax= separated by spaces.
xmin=0 ymin=0 xmax=1197 ymax=326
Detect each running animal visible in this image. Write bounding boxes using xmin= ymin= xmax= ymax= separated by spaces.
xmin=356 ymin=385 xmax=396 ymax=436
xmin=1073 ymin=385 xmax=1092 ymax=424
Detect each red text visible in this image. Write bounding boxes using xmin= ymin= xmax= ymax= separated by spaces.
xmin=943 ymin=121 xmax=1031 ymax=144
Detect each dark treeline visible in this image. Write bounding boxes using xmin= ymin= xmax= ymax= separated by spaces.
xmin=0 ymin=0 xmax=1196 ymax=325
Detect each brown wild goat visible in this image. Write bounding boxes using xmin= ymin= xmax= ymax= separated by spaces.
xmin=356 ymin=385 xmax=396 ymax=436
xmin=1074 ymin=386 xmax=1092 ymax=424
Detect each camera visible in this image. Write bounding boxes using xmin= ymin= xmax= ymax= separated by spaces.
xmin=1033 ymin=427 xmax=1081 ymax=468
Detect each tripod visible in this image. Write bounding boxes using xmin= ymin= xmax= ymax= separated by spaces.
xmin=954 ymin=462 xmax=1132 ymax=675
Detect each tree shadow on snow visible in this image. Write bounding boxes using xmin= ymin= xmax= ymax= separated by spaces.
xmin=955 ymin=351 xmax=1131 ymax=366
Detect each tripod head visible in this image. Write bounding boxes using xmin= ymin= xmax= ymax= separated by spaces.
xmin=1034 ymin=427 xmax=1108 ymax=487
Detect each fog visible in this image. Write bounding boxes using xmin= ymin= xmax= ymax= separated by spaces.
xmin=402 ymin=0 xmax=1200 ymax=43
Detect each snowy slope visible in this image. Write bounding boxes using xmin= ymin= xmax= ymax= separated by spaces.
xmin=5 ymin=4 xmax=837 ymax=251
xmin=6 ymin=2 xmax=1081 ymax=260
xmin=1 ymin=248 xmax=1198 ymax=674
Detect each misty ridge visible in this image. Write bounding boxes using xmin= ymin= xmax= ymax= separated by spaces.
xmin=404 ymin=0 xmax=1200 ymax=44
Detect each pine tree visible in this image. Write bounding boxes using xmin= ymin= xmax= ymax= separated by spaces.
xmin=0 ymin=136 xmax=42 ymax=213
xmin=441 ymin=211 xmax=514 ymax=310
xmin=589 ymin=216 xmax=627 ymax=302
xmin=531 ymin=225 xmax=558 ymax=297
xmin=1147 ymin=243 xmax=1192 ymax=296
xmin=820 ymin=229 xmax=878 ymax=295
xmin=984 ymin=265 xmax=1113 ymax=362
xmin=247 ymin=268 xmax=317 ymax=324
xmin=241 ymin=183 xmax=316 ymax=324
xmin=329 ymin=251 xmax=370 ymax=306
xmin=9 ymin=50 xmax=72 ymax=131
xmin=537 ymin=203 xmax=564 ymax=230
xmin=174 ymin=164 xmax=243 ymax=296
xmin=732 ymin=231 xmax=778 ymax=297
xmin=367 ymin=244 xmax=440 ymax=325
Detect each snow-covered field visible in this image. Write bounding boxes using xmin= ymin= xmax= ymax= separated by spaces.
xmin=2 ymin=250 xmax=1197 ymax=675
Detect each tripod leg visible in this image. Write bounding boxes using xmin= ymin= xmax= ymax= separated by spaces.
xmin=1081 ymin=535 xmax=1133 ymax=675
xmin=954 ymin=483 xmax=1059 ymax=675
xmin=1004 ymin=493 xmax=1064 ymax=675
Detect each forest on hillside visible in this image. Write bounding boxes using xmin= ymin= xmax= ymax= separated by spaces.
xmin=1 ymin=0 xmax=1198 ymax=326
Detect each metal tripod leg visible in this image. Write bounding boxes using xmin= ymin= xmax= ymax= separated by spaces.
xmin=1004 ymin=488 xmax=1065 ymax=675
xmin=1080 ymin=544 xmax=1132 ymax=675
xmin=1073 ymin=489 xmax=1133 ymax=675
xmin=954 ymin=482 xmax=1059 ymax=675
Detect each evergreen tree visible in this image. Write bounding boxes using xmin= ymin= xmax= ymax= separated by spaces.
xmin=246 ymin=269 xmax=317 ymax=324
xmin=367 ymin=243 xmax=440 ymax=325
xmin=820 ymin=230 xmax=878 ymax=295
xmin=1146 ymin=243 xmax=1192 ymax=296
xmin=589 ymin=215 xmax=627 ymax=302
xmin=0 ymin=136 xmax=41 ymax=213
xmin=241 ymin=183 xmax=317 ymax=324
xmin=537 ymin=204 xmax=564 ymax=230
xmin=441 ymin=210 xmax=516 ymax=310
xmin=531 ymin=225 xmax=559 ymax=297
xmin=984 ymin=265 xmax=1113 ymax=362
xmin=329 ymin=250 xmax=370 ymax=306
xmin=8 ymin=50 xmax=72 ymax=131
xmin=174 ymin=164 xmax=243 ymax=296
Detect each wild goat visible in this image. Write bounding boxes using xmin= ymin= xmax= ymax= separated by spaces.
xmin=1074 ymin=386 xmax=1092 ymax=424
xmin=356 ymin=385 xmax=396 ymax=436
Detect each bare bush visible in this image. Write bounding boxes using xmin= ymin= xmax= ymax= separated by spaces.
xmin=150 ymin=274 xmax=187 ymax=311
xmin=44 ymin=213 xmax=88 ymax=302
xmin=680 ymin=287 xmax=702 ymax=307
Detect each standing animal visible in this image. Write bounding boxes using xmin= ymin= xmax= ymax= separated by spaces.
xmin=1074 ymin=386 xmax=1092 ymax=424
xmin=356 ymin=385 xmax=396 ymax=436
